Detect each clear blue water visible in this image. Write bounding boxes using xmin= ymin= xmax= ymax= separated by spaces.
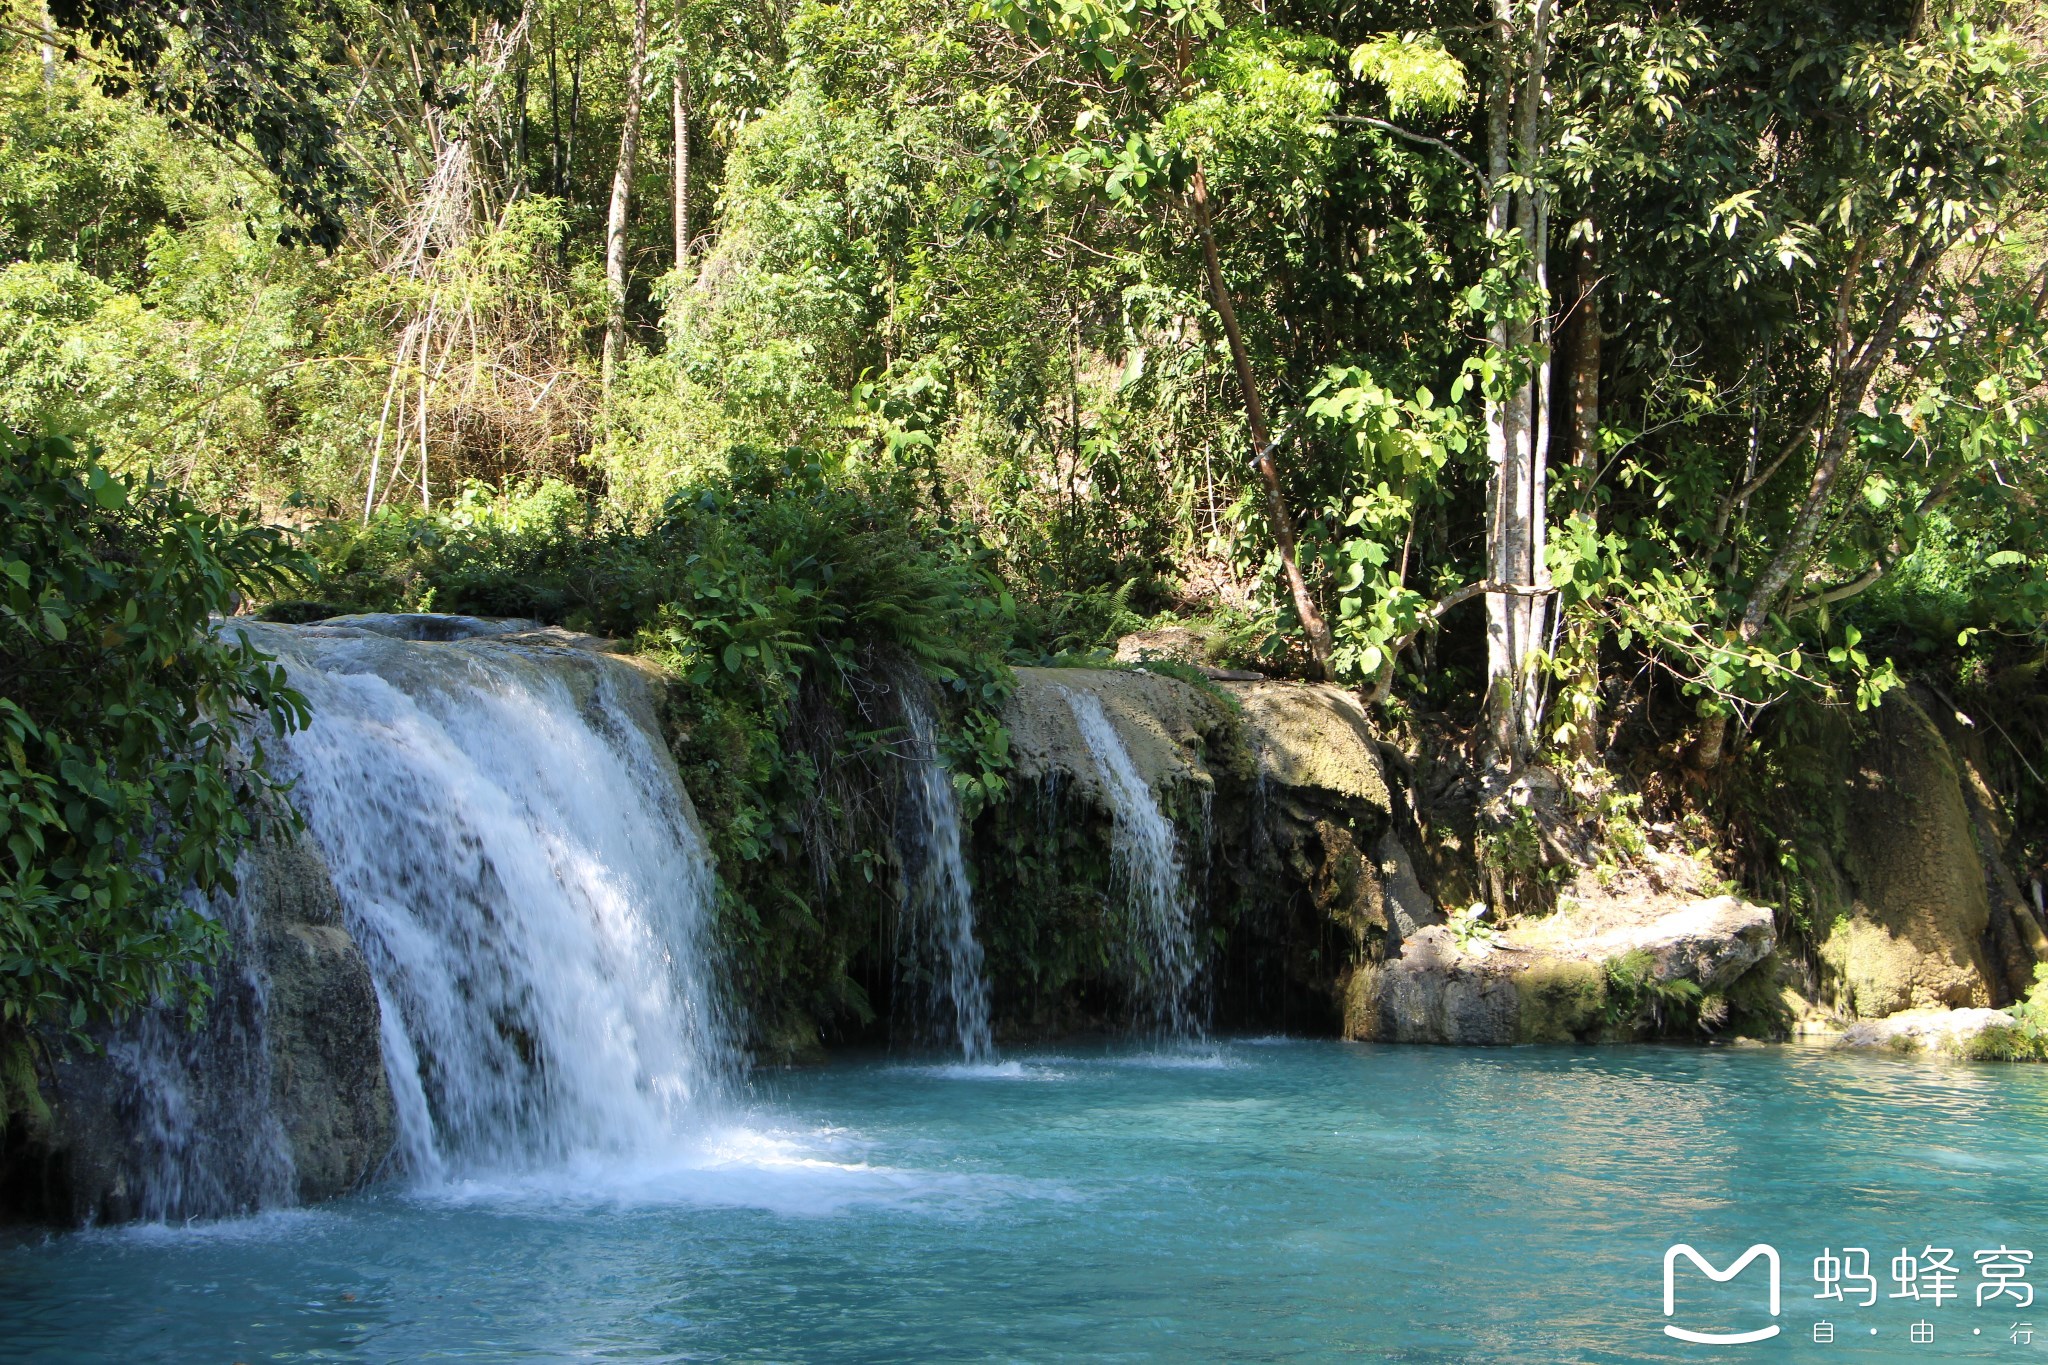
xmin=5 ymin=1040 xmax=2047 ymax=1362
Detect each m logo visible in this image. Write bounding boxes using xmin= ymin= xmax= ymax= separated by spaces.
xmin=1663 ymin=1243 xmax=1782 ymax=1344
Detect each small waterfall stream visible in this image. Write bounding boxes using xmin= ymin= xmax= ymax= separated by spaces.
xmin=896 ymin=695 xmax=996 ymax=1062
xmin=1060 ymin=688 xmax=1201 ymax=1039
xmin=109 ymin=887 xmax=296 ymax=1221
xmin=245 ymin=617 xmax=735 ymax=1176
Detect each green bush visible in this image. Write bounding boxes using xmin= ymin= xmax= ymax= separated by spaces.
xmin=1 ymin=435 xmax=310 ymax=1042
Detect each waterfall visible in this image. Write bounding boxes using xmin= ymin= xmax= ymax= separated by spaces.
xmin=896 ymin=693 xmax=996 ymax=1063
xmin=242 ymin=617 xmax=735 ymax=1177
xmin=1060 ymin=688 xmax=1201 ymax=1039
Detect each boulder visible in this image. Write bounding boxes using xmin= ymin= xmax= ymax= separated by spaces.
xmin=1346 ymin=895 xmax=1776 ymax=1046
xmin=1005 ymin=665 xmax=1238 ymax=804
xmin=7 ymin=830 xmax=395 ymax=1225
xmin=245 ymin=834 xmax=396 ymax=1202
xmin=1225 ymin=680 xmax=1391 ymax=813
xmin=1833 ymin=1007 xmax=2026 ymax=1059
xmin=1575 ymin=895 xmax=1776 ymax=992
xmin=1346 ymin=928 xmax=1520 ymax=1045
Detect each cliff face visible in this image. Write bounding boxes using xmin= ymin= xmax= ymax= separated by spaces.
xmin=971 ymin=667 xmax=1410 ymax=1036
xmin=982 ymin=670 xmax=2042 ymax=1049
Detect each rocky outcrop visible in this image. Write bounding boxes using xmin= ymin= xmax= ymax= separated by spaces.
xmin=1823 ymin=691 xmax=1998 ymax=1015
xmin=5 ymin=829 xmax=394 ymax=1225
xmin=1347 ymin=895 xmax=1777 ymax=1045
xmin=236 ymin=833 xmax=395 ymax=1202
xmin=1006 ymin=665 xmax=1239 ymax=802
xmin=983 ymin=664 xmax=1408 ymax=1034
xmin=1833 ymin=1007 xmax=2026 ymax=1059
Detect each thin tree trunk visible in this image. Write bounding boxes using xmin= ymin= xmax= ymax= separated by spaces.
xmin=1481 ymin=0 xmax=1521 ymax=766
xmin=1563 ymin=227 xmax=1601 ymax=759
xmin=547 ymin=18 xmax=562 ymax=195
xmin=513 ymin=37 xmax=529 ymax=182
xmin=1479 ymin=0 xmax=1554 ymax=770
xmin=603 ymin=0 xmax=654 ymax=390
xmin=40 ymin=4 xmax=55 ymax=89
xmin=565 ymin=46 xmax=583 ymax=203
xmin=1187 ymin=164 xmax=1333 ymax=678
xmin=673 ymin=65 xmax=690 ymax=271
xmin=1737 ymin=235 xmax=1945 ymax=639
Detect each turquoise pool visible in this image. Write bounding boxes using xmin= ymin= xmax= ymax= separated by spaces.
xmin=4 ymin=1040 xmax=2045 ymax=1361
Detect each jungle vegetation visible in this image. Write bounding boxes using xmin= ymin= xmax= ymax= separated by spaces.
xmin=2 ymin=0 xmax=2046 ymax=1042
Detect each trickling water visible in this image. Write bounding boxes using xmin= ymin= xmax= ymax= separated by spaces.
xmin=239 ymin=617 xmax=735 ymax=1176
xmin=1059 ymin=688 xmax=1201 ymax=1038
xmin=109 ymin=887 xmax=296 ymax=1221
xmin=896 ymin=693 xmax=995 ymax=1063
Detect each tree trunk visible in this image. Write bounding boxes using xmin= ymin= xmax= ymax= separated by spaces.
xmin=1480 ymin=0 xmax=1554 ymax=770
xmin=602 ymin=0 xmax=654 ymax=390
xmin=1737 ymin=235 xmax=1945 ymax=640
xmin=513 ymin=37 xmax=528 ymax=182
xmin=1187 ymin=164 xmax=1333 ymax=678
xmin=565 ymin=46 xmax=583 ymax=203
xmin=673 ymin=65 xmax=690 ymax=271
xmin=1562 ymin=227 xmax=1600 ymax=759
xmin=40 ymin=4 xmax=56 ymax=89
xmin=546 ymin=19 xmax=562 ymax=195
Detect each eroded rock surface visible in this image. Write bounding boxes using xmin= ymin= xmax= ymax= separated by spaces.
xmin=1347 ymin=895 xmax=1777 ymax=1046
xmin=1824 ymin=691 xmax=1996 ymax=1014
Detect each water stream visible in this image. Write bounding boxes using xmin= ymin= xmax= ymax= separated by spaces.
xmin=895 ymin=693 xmax=996 ymax=1063
xmin=1061 ymin=688 xmax=1201 ymax=1038
xmin=241 ymin=617 xmax=735 ymax=1176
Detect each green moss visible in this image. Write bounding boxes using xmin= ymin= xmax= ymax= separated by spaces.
xmin=1514 ymin=960 xmax=1607 ymax=1042
xmin=1723 ymin=955 xmax=1796 ymax=1040
xmin=0 ymin=1034 xmax=52 ymax=1142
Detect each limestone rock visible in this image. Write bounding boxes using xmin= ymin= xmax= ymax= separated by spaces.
xmin=1574 ymin=896 xmax=1776 ymax=992
xmin=1226 ymin=681 xmax=1391 ymax=813
xmin=244 ymin=835 xmax=396 ymax=1202
xmin=10 ymin=830 xmax=395 ymax=1225
xmin=1346 ymin=895 xmax=1776 ymax=1046
xmin=1113 ymin=627 xmax=1210 ymax=669
xmin=1005 ymin=666 xmax=1238 ymax=802
xmin=1826 ymin=691 xmax=1995 ymax=1013
xmin=1834 ymin=1007 xmax=2022 ymax=1058
xmin=1346 ymin=930 xmax=1520 ymax=1045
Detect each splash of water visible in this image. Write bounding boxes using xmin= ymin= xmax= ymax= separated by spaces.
xmin=242 ymin=617 xmax=736 ymax=1177
xmin=1060 ymin=688 xmax=1201 ymax=1038
xmin=896 ymin=694 xmax=995 ymax=1062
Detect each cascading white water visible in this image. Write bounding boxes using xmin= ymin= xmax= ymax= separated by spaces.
xmin=1060 ymin=688 xmax=1201 ymax=1039
xmin=896 ymin=694 xmax=996 ymax=1063
xmin=240 ymin=617 xmax=734 ymax=1177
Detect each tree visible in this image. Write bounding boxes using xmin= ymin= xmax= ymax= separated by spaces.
xmin=603 ymin=0 xmax=655 ymax=389
xmin=978 ymin=0 xmax=1338 ymax=675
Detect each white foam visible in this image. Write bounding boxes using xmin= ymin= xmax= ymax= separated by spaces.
xmin=398 ymin=1122 xmax=1071 ymax=1219
xmin=910 ymin=1060 xmax=1071 ymax=1082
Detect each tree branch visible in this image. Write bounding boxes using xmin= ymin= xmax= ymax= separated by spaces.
xmin=1324 ymin=116 xmax=1491 ymax=195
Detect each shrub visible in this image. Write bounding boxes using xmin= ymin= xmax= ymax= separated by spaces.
xmin=1 ymin=435 xmax=310 ymax=1042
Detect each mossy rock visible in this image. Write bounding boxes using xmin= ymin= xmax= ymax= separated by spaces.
xmin=1514 ymin=960 xmax=1607 ymax=1042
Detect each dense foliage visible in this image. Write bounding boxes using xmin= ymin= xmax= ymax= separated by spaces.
xmin=0 ymin=436 xmax=308 ymax=1040
xmin=3 ymin=0 xmax=2046 ymax=1037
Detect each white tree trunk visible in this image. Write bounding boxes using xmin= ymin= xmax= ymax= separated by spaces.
xmin=602 ymin=0 xmax=654 ymax=390
xmin=672 ymin=66 xmax=690 ymax=272
xmin=1481 ymin=0 xmax=1554 ymax=770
